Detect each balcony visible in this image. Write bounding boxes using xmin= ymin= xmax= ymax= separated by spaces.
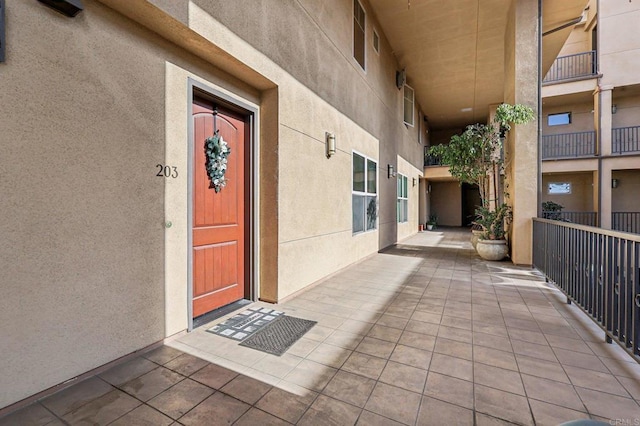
xmin=541 ymin=211 xmax=598 ymax=226
xmin=612 ymin=212 xmax=640 ymax=234
xmin=543 ymin=51 xmax=598 ymax=84
xmin=542 ymin=131 xmax=596 ymax=160
xmin=613 ymin=125 xmax=640 ymax=154
xmin=424 ymin=153 xmax=443 ymax=167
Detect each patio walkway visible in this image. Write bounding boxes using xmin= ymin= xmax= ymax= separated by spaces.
xmin=3 ymin=228 xmax=640 ymax=425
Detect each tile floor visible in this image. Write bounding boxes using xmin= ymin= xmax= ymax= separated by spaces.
xmin=3 ymin=228 xmax=640 ymax=425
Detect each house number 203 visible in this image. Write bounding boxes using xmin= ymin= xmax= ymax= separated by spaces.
xmin=156 ymin=164 xmax=178 ymax=178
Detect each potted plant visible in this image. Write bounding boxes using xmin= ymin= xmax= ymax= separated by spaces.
xmin=473 ymin=204 xmax=512 ymax=260
xmin=542 ymin=201 xmax=564 ymax=221
xmin=427 ymin=215 xmax=438 ymax=231
xmin=427 ymin=103 xmax=534 ymax=260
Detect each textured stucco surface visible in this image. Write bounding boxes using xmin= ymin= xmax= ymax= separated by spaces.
xmin=503 ymin=0 xmax=539 ymax=265
xmin=0 ymin=0 xmax=257 ymax=408
xmin=397 ymin=155 xmax=424 ymax=241
xmin=188 ymin=2 xmax=420 ymax=300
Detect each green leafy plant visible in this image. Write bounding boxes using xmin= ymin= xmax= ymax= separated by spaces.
xmin=427 ymin=103 xmax=534 ymax=241
xmin=473 ymin=204 xmax=512 ymax=240
xmin=542 ymin=201 xmax=564 ymax=221
xmin=427 ymin=214 xmax=438 ymax=225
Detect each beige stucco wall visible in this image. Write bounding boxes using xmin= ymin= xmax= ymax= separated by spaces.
xmin=542 ymin=172 xmax=594 ymax=211
xmin=611 ymin=170 xmax=640 ymax=211
xmin=430 ymin=182 xmax=462 ymax=227
xmin=188 ymin=2 xmax=421 ymax=300
xmin=397 ymin=156 xmax=424 ymax=241
xmin=542 ymin=101 xmax=594 ymax=134
xmin=0 ymin=0 xmax=261 ymax=408
xmin=600 ymin=1 xmax=640 ymax=88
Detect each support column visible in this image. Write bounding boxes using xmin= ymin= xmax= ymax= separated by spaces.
xmin=503 ymin=0 xmax=539 ymax=265
xmin=595 ymin=86 xmax=614 ymax=156
xmin=601 ymin=164 xmax=613 ymax=229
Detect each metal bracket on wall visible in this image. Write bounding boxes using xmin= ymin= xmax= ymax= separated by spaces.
xmin=0 ymin=0 xmax=5 ymax=63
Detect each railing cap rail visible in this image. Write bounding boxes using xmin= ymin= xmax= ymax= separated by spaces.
xmin=533 ymin=217 xmax=640 ymax=242
xmin=542 ymin=131 xmax=596 ymax=137
xmin=554 ymin=50 xmax=596 ymax=60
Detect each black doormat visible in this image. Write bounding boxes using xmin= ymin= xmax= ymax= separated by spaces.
xmin=207 ymin=306 xmax=284 ymax=341
xmin=239 ymin=316 xmax=317 ymax=356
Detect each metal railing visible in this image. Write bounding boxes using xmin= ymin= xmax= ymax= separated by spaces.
xmin=542 ymin=131 xmax=596 ymax=159
xmin=424 ymin=152 xmax=443 ymax=167
xmin=613 ymin=212 xmax=640 ymax=235
xmin=533 ymin=218 xmax=640 ymax=360
xmin=543 ymin=50 xmax=597 ymax=83
xmin=541 ymin=211 xmax=598 ymax=226
xmin=613 ymin=126 xmax=640 ymax=154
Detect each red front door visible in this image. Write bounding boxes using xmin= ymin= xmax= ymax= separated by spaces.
xmin=192 ymin=97 xmax=245 ymax=317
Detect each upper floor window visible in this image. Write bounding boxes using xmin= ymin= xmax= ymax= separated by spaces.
xmin=353 ymin=152 xmax=377 ymax=233
xmin=397 ymin=174 xmax=408 ymax=223
xmin=548 ymin=112 xmax=571 ymax=126
xmin=353 ymin=0 xmax=365 ymax=70
xmin=404 ymin=84 xmax=415 ymax=126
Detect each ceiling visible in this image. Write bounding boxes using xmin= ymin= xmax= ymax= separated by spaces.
xmin=367 ymin=0 xmax=590 ymax=130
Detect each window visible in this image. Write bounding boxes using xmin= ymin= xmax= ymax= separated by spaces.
xmin=548 ymin=182 xmax=571 ymax=194
xmin=353 ymin=0 xmax=365 ymax=69
xmin=352 ymin=152 xmax=377 ymax=233
xmin=373 ymin=29 xmax=380 ymax=54
xmin=548 ymin=112 xmax=571 ymax=126
xmin=397 ymin=174 xmax=408 ymax=223
xmin=403 ymin=84 xmax=415 ymax=126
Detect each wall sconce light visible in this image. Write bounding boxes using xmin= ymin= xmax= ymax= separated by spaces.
xmin=612 ymin=104 xmax=617 ymax=114
xmin=0 ymin=0 xmax=5 ymax=63
xmin=38 ymin=0 xmax=84 ymax=17
xmin=428 ymin=184 xmax=432 ymax=193
xmin=612 ymin=178 xmax=619 ymax=188
xmin=412 ymin=177 xmax=417 ymax=187
xmin=325 ymin=132 xmax=336 ymax=158
xmin=387 ymin=164 xmax=396 ymax=179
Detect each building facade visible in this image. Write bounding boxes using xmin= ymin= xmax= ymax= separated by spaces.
xmin=541 ymin=0 xmax=640 ymax=234
xmin=0 ymin=0 xmax=580 ymax=411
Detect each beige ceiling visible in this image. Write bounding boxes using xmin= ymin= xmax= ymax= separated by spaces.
xmin=368 ymin=0 xmax=589 ymax=130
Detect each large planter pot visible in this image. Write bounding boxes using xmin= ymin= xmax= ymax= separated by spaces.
xmin=470 ymin=230 xmax=483 ymax=250
xmin=476 ymin=239 xmax=508 ymax=261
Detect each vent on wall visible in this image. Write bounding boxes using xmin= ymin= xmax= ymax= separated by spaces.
xmin=0 ymin=0 xmax=5 ymax=63
xmin=396 ymin=69 xmax=406 ymax=89
xmin=38 ymin=0 xmax=84 ymax=17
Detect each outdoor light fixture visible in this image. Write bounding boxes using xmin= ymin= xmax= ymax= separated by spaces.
xmin=325 ymin=132 xmax=336 ymax=158
xmin=611 ymin=104 xmax=618 ymax=114
xmin=38 ymin=0 xmax=84 ymax=17
xmin=612 ymin=178 xmax=619 ymax=188
xmin=413 ymin=177 xmax=417 ymax=186
xmin=388 ymin=164 xmax=396 ymax=178
xmin=0 ymin=0 xmax=5 ymax=63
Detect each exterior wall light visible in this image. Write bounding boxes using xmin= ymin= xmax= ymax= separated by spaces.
xmin=611 ymin=104 xmax=617 ymax=114
xmin=325 ymin=132 xmax=336 ymax=158
xmin=388 ymin=164 xmax=396 ymax=178
xmin=612 ymin=178 xmax=619 ymax=188
xmin=38 ymin=0 xmax=84 ymax=17
xmin=413 ymin=177 xmax=417 ymax=186
xmin=0 ymin=0 xmax=5 ymax=63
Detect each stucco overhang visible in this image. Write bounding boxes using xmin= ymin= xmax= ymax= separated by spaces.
xmin=368 ymin=0 xmax=589 ymax=130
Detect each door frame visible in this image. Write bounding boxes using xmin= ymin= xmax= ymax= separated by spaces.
xmin=187 ymin=78 xmax=260 ymax=331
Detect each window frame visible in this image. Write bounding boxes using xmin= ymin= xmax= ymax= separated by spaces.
xmin=547 ymin=112 xmax=571 ymax=126
xmin=352 ymin=150 xmax=378 ymax=234
xmin=373 ymin=28 xmax=380 ymax=54
xmin=353 ymin=0 xmax=366 ymax=71
xmin=403 ymin=84 xmax=415 ymax=127
xmin=397 ymin=173 xmax=409 ymax=223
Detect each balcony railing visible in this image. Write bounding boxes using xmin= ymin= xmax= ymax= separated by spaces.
xmin=533 ymin=218 xmax=640 ymax=360
xmin=612 ymin=212 xmax=640 ymax=234
xmin=541 ymin=211 xmax=598 ymax=226
xmin=543 ymin=51 xmax=598 ymax=83
xmin=542 ymin=131 xmax=596 ymax=159
xmin=424 ymin=152 xmax=443 ymax=167
xmin=613 ymin=126 xmax=640 ymax=154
